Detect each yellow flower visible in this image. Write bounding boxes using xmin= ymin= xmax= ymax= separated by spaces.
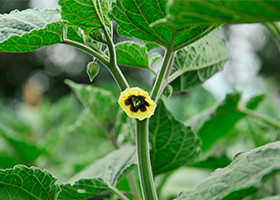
xmin=118 ymin=87 xmax=157 ymax=121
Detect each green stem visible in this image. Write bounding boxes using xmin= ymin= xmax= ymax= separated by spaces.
xmin=136 ymin=119 xmax=158 ymax=200
xmin=151 ymin=27 xmax=177 ymax=102
xmin=109 ymin=186 xmax=130 ymax=200
xmin=238 ymin=107 xmax=280 ymax=128
xmin=64 ymin=39 xmax=110 ymax=66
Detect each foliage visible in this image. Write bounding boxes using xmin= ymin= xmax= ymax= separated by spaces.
xmin=0 ymin=0 xmax=280 ymax=200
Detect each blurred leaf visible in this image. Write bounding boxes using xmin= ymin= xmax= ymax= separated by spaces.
xmin=259 ymin=196 xmax=280 ymax=200
xmin=149 ymin=52 xmax=161 ymax=66
xmin=246 ymin=94 xmax=266 ymax=110
xmin=0 ymin=9 xmax=65 ymax=52
xmin=0 ymin=165 xmax=60 ymax=199
xmin=166 ymin=0 xmax=280 ymax=25
xmin=0 ymin=152 xmax=21 ymax=169
xmin=187 ymin=90 xmax=266 ymax=152
xmin=169 ymin=34 xmax=229 ymax=92
xmin=87 ymin=61 xmax=100 ymax=82
xmin=58 ymin=146 xmax=136 ymax=199
xmin=109 ymin=0 xmax=217 ymax=51
xmin=69 ymin=110 xmax=108 ymax=139
xmin=0 ymin=127 xmax=42 ymax=164
xmin=190 ymin=153 xmax=231 ymax=169
xmin=149 ymin=100 xmax=201 ymax=176
xmin=58 ymin=0 xmax=110 ymax=35
xmin=178 ymin=142 xmax=280 ymax=200
xmin=65 ymin=80 xmax=118 ymax=126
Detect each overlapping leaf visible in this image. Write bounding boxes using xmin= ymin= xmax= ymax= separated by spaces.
xmin=58 ymin=146 xmax=137 ymax=200
xmin=186 ymin=91 xmax=265 ymax=152
xmin=58 ymin=0 xmax=111 ymax=34
xmin=0 ymin=165 xmax=60 ymax=200
xmin=0 ymin=8 xmax=65 ymax=52
xmin=168 ymin=34 xmax=229 ymax=92
xmin=149 ymin=100 xmax=201 ymax=176
xmin=106 ymin=41 xmax=161 ymax=69
xmin=166 ymin=0 xmax=280 ymax=25
xmin=178 ymin=142 xmax=280 ymax=200
xmin=109 ymin=0 xmax=217 ymax=51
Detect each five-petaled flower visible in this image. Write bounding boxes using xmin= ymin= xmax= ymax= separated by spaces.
xmin=118 ymin=87 xmax=156 ymax=120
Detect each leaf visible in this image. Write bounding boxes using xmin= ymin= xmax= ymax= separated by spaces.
xmin=65 ymin=80 xmax=118 ymax=126
xmin=168 ymin=34 xmax=229 ymax=92
xmin=109 ymin=0 xmax=217 ymax=51
xmin=177 ymin=141 xmax=280 ymax=200
xmin=0 ymin=165 xmax=60 ymax=200
xmin=0 ymin=8 xmax=65 ymax=52
xmin=187 ymin=90 xmax=265 ymax=152
xmin=0 ymin=127 xmax=43 ymax=164
xmin=259 ymin=196 xmax=280 ymax=200
xmin=69 ymin=110 xmax=109 ymax=140
xmin=58 ymin=146 xmax=137 ymax=200
xmin=87 ymin=61 xmax=100 ymax=82
xmin=246 ymin=94 xmax=266 ymax=110
xmin=58 ymin=178 xmax=109 ymax=200
xmin=166 ymin=0 xmax=280 ymax=25
xmin=58 ymin=0 xmax=110 ymax=35
xmin=149 ymin=100 xmax=201 ymax=176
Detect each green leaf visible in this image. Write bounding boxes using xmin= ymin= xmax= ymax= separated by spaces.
xmin=149 ymin=100 xmax=201 ymax=176
xmin=169 ymin=34 xmax=229 ymax=92
xmin=86 ymin=61 xmax=100 ymax=82
xmin=109 ymin=0 xmax=217 ymax=51
xmin=0 ymin=165 xmax=60 ymax=200
xmin=166 ymin=0 xmax=280 ymax=25
xmin=65 ymin=80 xmax=118 ymax=126
xmin=187 ymin=90 xmax=265 ymax=152
xmin=246 ymin=94 xmax=266 ymax=110
xmin=0 ymin=8 xmax=65 ymax=52
xmin=196 ymin=90 xmax=245 ymax=151
xmin=259 ymin=196 xmax=280 ymax=200
xmin=0 ymin=127 xmax=43 ymax=164
xmin=58 ymin=0 xmax=110 ymax=35
xmin=58 ymin=146 xmax=136 ymax=200
xmin=69 ymin=110 xmax=109 ymax=140
xmin=177 ymin=142 xmax=280 ymax=200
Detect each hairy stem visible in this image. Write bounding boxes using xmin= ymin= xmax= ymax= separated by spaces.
xmin=238 ymin=107 xmax=280 ymax=128
xmin=136 ymin=119 xmax=158 ymax=200
xmin=151 ymin=27 xmax=177 ymax=102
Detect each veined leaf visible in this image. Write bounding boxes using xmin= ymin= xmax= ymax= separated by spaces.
xmin=59 ymin=0 xmax=111 ymax=35
xmin=0 ymin=8 xmax=65 ymax=52
xmin=177 ymin=142 xmax=280 ymax=200
xmin=109 ymin=0 xmax=217 ymax=51
xmin=149 ymin=100 xmax=201 ymax=176
xmin=65 ymin=80 xmax=118 ymax=126
xmin=168 ymin=34 xmax=229 ymax=92
xmin=58 ymin=146 xmax=136 ymax=200
xmin=106 ymin=41 xmax=160 ymax=69
xmin=0 ymin=165 xmax=60 ymax=200
xmin=166 ymin=0 xmax=280 ymax=25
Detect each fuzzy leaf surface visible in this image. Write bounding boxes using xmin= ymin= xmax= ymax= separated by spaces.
xmin=109 ymin=0 xmax=217 ymax=51
xmin=58 ymin=146 xmax=136 ymax=199
xmin=65 ymin=80 xmax=118 ymax=126
xmin=0 ymin=8 xmax=64 ymax=52
xmin=169 ymin=34 xmax=229 ymax=92
xmin=178 ymin=142 xmax=280 ymax=200
xmin=58 ymin=0 xmax=110 ymax=34
xmin=0 ymin=165 xmax=60 ymax=200
xmin=166 ymin=0 xmax=280 ymax=25
xmin=149 ymin=100 xmax=201 ymax=176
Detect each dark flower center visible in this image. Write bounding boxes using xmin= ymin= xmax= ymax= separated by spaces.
xmin=124 ymin=95 xmax=150 ymax=112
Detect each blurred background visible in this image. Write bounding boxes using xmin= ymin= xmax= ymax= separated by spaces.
xmin=1 ymin=1 xmax=280 ymax=199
